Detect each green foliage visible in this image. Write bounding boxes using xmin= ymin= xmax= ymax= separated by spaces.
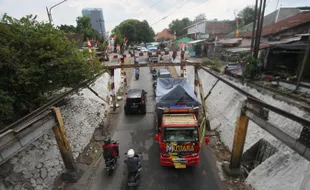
xmin=58 ymin=24 xmax=76 ymax=33
xmin=112 ymin=19 xmax=155 ymax=45
xmin=241 ymin=54 xmax=261 ymax=79
xmin=0 ymin=14 xmax=102 ymax=128
xmin=76 ymin=16 xmax=101 ymax=41
xmin=201 ymin=58 xmax=214 ymax=64
xmin=237 ymin=6 xmax=255 ymax=27
xmin=210 ymin=58 xmax=221 ymax=73
xmin=168 ymin=18 xmax=192 ymax=37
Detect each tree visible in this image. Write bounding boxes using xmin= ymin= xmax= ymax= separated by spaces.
xmin=168 ymin=18 xmax=192 ymax=37
xmin=237 ymin=6 xmax=255 ymax=27
xmin=76 ymin=16 xmax=100 ymax=41
xmin=112 ymin=19 xmax=155 ymax=44
xmin=58 ymin=24 xmax=76 ymax=33
xmin=0 ymin=14 xmax=102 ymax=128
xmin=194 ymin=13 xmax=206 ymax=22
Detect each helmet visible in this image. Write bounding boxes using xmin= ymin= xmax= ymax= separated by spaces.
xmin=127 ymin=149 xmax=135 ymax=158
xmin=104 ymin=137 xmax=111 ymax=145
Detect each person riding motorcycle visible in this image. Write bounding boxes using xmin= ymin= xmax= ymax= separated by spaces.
xmin=124 ymin=149 xmax=141 ymax=173
xmin=134 ymin=67 xmax=140 ymax=74
xmin=102 ymin=137 xmax=119 ymax=163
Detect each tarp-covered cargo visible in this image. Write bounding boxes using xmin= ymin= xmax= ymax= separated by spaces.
xmin=155 ymin=78 xmax=200 ymax=107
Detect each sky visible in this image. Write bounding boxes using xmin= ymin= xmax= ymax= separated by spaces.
xmin=0 ymin=0 xmax=309 ymax=34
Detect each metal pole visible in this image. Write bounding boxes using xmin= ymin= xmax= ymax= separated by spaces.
xmin=254 ymin=0 xmax=263 ymax=59
xmin=46 ymin=7 xmax=52 ymax=24
xmin=250 ymin=0 xmax=259 ymax=54
xmin=255 ymin=0 xmax=267 ymax=60
xmin=295 ymin=29 xmax=310 ymax=91
xmin=47 ymin=0 xmax=67 ymax=24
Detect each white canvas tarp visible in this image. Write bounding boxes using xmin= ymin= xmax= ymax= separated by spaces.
xmin=155 ymin=78 xmax=200 ymax=107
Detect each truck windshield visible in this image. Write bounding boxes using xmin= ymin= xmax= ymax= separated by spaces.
xmin=163 ymin=127 xmax=198 ymax=142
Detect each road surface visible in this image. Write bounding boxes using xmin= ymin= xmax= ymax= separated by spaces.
xmin=90 ymin=55 xmax=227 ymax=190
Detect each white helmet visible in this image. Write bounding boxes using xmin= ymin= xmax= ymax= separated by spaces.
xmin=127 ymin=149 xmax=135 ymax=158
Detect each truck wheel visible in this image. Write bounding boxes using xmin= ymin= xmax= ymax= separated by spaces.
xmin=142 ymin=107 xmax=146 ymax=114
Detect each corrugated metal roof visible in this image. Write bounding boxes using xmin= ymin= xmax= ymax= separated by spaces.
xmin=217 ymin=38 xmax=242 ymax=44
xmin=188 ymin=39 xmax=206 ymax=44
xmin=242 ymin=11 xmax=310 ymax=37
xmin=267 ymin=36 xmax=302 ymax=45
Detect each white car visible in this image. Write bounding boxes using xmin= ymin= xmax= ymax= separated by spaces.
xmin=140 ymin=47 xmax=148 ymax=52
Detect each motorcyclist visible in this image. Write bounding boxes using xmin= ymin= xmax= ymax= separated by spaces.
xmin=124 ymin=149 xmax=141 ymax=173
xmin=102 ymin=137 xmax=119 ymax=163
xmin=134 ymin=56 xmax=139 ymax=64
xmin=134 ymin=67 xmax=140 ymax=74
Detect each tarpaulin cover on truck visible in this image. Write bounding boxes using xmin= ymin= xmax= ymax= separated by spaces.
xmin=156 ymin=78 xmax=200 ymax=107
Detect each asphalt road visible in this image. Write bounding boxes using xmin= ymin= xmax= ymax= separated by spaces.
xmin=90 ymin=56 xmax=227 ymax=190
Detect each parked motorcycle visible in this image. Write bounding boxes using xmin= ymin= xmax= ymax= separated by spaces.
xmin=124 ymin=150 xmax=143 ymax=189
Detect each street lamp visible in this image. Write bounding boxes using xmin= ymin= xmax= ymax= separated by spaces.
xmin=46 ymin=0 xmax=68 ymax=24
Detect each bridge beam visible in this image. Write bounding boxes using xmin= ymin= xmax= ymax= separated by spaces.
xmin=222 ymin=101 xmax=249 ymax=177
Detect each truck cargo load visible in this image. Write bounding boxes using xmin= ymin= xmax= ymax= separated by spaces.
xmin=155 ymin=78 xmax=200 ymax=107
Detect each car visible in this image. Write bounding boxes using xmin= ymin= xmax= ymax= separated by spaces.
xmin=224 ymin=62 xmax=243 ymax=76
xmin=140 ymin=47 xmax=148 ymax=52
xmin=124 ymin=89 xmax=147 ymax=115
xmin=148 ymin=46 xmax=159 ymax=63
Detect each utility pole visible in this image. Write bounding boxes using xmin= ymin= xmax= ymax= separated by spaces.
xmin=295 ymin=28 xmax=310 ymax=91
xmin=97 ymin=18 xmax=105 ymax=41
xmin=250 ymin=0 xmax=259 ymax=54
xmin=253 ymin=0 xmax=263 ymax=59
xmin=254 ymin=0 xmax=267 ymax=59
xmin=46 ymin=0 xmax=67 ymax=24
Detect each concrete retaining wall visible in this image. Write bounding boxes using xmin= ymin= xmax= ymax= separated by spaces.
xmin=0 ymin=70 xmax=122 ymax=190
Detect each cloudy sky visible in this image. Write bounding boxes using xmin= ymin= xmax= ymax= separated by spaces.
xmin=0 ymin=0 xmax=309 ymax=33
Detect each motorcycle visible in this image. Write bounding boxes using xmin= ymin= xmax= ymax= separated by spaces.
xmin=104 ymin=156 xmax=117 ymax=176
xmin=103 ymin=140 xmax=119 ymax=176
xmin=135 ymin=73 xmax=139 ymax=80
xmin=124 ymin=151 xmax=143 ymax=189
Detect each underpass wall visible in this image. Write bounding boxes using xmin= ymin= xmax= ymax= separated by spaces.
xmin=177 ymin=65 xmax=310 ymax=190
xmin=0 ymin=70 xmax=122 ymax=190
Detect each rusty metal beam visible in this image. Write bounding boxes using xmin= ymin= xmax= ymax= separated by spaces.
xmin=247 ymin=96 xmax=310 ymax=128
xmin=103 ymin=62 xmax=205 ymax=69
xmin=52 ymin=108 xmax=76 ymax=172
xmin=222 ymin=101 xmax=249 ymax=177
xmin=245 ymin=108 xmax=310 ymax=162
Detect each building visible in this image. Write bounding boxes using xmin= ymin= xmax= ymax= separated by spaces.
xmin=82 ymin=8 xmax=106 ymax=37
xmin=185 ymin=20 xmax=236 ymax=40
xmin=229 ymin=7 xmax=310 ymax=37
xmin=183 ymin=20 xmax=236 ymax=57
xmin=153 ymin=28 xmax=175 ymax=42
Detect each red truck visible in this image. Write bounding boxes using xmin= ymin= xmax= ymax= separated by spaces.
xmin=154 ymin=78 xmax=209 ymax=168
